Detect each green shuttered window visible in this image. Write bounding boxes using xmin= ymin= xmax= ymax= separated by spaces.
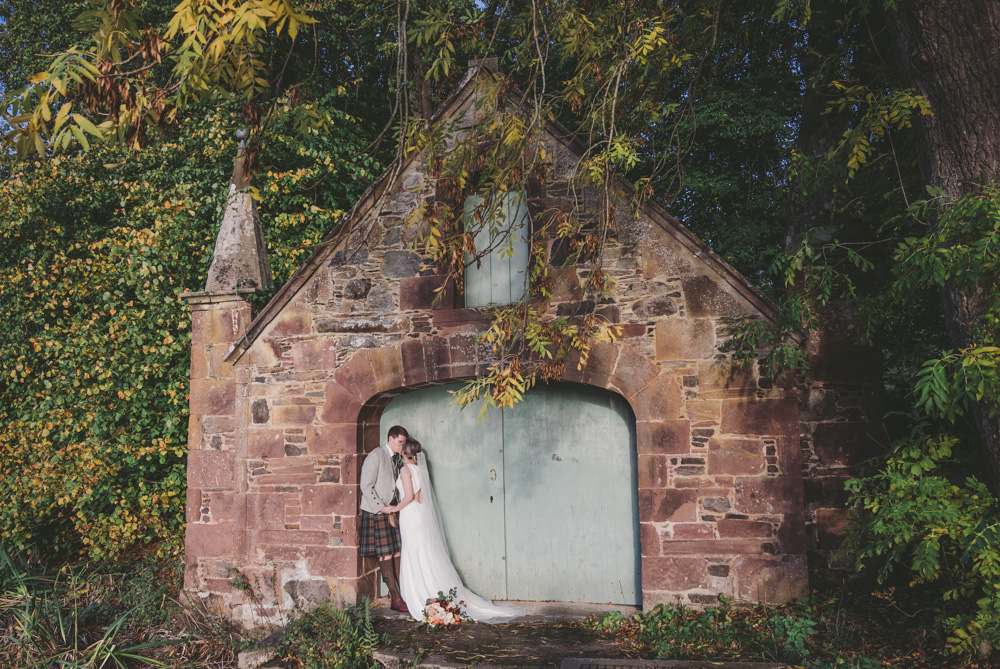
xmin=464 ymin=191 xmax=530 ymax=307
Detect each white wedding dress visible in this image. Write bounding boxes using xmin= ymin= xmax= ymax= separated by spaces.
xmin=396 ymin=454 xmax=524 ymax=624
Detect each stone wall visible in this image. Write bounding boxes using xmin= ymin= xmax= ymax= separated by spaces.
xmin=181 ymin=75 xmax=808 ymax=624
xmin=797 ymin=303 xmax=884 ymax=577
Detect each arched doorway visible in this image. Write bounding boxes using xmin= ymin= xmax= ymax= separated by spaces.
xmin=380 ymin=381 xmax=641 ymax=605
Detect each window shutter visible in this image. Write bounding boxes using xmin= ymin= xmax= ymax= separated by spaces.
xmin=464 ymin=192 xmax=530 ymax=307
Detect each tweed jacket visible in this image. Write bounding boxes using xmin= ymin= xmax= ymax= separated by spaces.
xmin=359 ymin=443 xmax=398 ymax=514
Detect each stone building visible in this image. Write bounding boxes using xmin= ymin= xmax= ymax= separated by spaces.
xmin=180 ymin=60 xmax=874 ymax=624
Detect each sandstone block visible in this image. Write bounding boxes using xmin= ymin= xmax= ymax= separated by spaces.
xmin=639 ymin=489 xmax=697 ymax=523
xmin=815 ymin=508 xmax=848 ymax=550
xmin=697 ymin=360 xmax=757 ymax=398
xmin=401 ymin=338 xmax=427 ymax=386
xmin=207 ymin=343 xmax=237 ymax=379
xmin=191 ymin=304 xmax=250 ymax=345
xmin=247 ymin=493 xmax=286 ymax=531
xmin=448 ymin=334 xmax=478 ymax=378
xmin=189 ymin=378 xmax=236 ymax=417
xmin=733 ymin=554 xmax=808 ymax=603
xmin=548 ymin=267 xmax=581 ymax=302
xmin=778 ymin=514 xmax=807 ymax=554
xmin=369 ymin=346 xmax=403 ymax=392
xmin=291 ymin=339 xmax=338 ymax=371
xmin=271 ymin=403 xmax=317 ymax=426
xmin=720 ymin=398 xmax=797 ymax=436
xmin=186 ymin=523 xmax=235 ymax=559
xmin=660 ymin=540 xmax=763 ymax=556
xmin=629 ymin=374 xmax=682 ymax=421
xmin=188 ymin=450 xmax=235 ymax=489
xmin=640 ymin=522 xmax=662 ymax=557
xmin=305 ymin=546 xmax=359 ymax=577
xmin=681 ymin=275 xmax=753 ymax=318
xmin=268 ymin=310 xmax=311 ymax=338
xmin=334 ymin=351 xmax=377 ymax=404
xmin=302 ymin=485 xmax=356 ymax=516
xmin=247 ymin=429 xmax=284 ymax=458
xmin=320 ymin=382 xmax=363 ymax=425
xmin=733 ymin=476 xmax=804 ymax=515
xmin=187 ymin=489 xmax=202 ymax=523
xmin=306 ymin=424 xmax=356 ymax=456
xmin=637 ymin=454 xmax=669 ymax=488
xmin=610 ymin=345 xmax=658 ymax=399
xmin=802 ymin=475 xmax=852 ymax=509
xmin=190 ymin=345 xmax=209 ymax=380
xmin=423 ymin=337 xmax=451 ymax=381
xmin=672 ymin=524 xmax=715 ymax=540
xmin=686 ymin=400 xmax=722 ymax=425
xmin=636 ymin=420 xmax=690 ymax=454
xmin=643 ymin=556 xmax=708 ymax=590
xmin=582 ymin=342 xmax=619 ymax=388
xmin=707 ymin=451 xmax=765 ymax=476
xmin=256 ymin=529 xmax=329 ymax=546
xmin=654 ymin=318 xmax=715 ymax=361
xmin=717 ymin=519 xmax=773 ymax=539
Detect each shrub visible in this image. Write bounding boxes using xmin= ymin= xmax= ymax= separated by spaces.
xmin=845 ymin=427 xmax=1000 ymax=655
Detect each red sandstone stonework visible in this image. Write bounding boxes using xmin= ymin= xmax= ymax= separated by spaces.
xmin=180 ymin=65 xmax=813 ymax=625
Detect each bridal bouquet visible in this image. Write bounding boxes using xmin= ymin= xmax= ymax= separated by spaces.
xmin=422 ymin=588 xmax=469 ymax=628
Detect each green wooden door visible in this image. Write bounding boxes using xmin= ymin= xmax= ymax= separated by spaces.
xmin=379 ymin=382 xmax=640 ymax=605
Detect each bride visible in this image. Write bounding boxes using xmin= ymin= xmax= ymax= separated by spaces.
xmin=384 ymin=438 xmax=524 ymax=624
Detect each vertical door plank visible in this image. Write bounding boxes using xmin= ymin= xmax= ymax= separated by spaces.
xmin=502 ymin=383 xmax=641 ymax=605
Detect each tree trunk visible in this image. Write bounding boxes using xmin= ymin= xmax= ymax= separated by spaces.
xmin=887 ymin=1 xmax=1000 ymax=494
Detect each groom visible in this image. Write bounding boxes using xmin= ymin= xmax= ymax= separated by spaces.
xmin=359 ymin=424 xmax=409 ymax=613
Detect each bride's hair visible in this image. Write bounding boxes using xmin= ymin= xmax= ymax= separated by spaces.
xmin=402 ymin=438 xmax=422 ymax=459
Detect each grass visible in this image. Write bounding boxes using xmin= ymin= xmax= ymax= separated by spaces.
xmin=2 ymin=544 xmax=995 ymax=668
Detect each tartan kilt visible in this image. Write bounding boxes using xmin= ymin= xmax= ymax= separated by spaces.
xmin=358 ymin=510 xmax=401 ymax=557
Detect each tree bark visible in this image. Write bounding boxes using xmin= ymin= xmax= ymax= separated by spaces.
xmin=887 ymin=1 xmax=1000 ymax=494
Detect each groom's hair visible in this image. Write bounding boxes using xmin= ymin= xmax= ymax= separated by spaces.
xmin=387 ymin=425 xmax=409 ymax=440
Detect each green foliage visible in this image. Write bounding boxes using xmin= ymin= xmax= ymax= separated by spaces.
xmin=0 ymin=94 xmax=376 ymax=559
xmin=626 ymin=597 xmax=882 ymax=666
xmin=273 ymin=600 xmax=384 ymax=669
xmin=845 ymin=427 xmax=1000 ymax=655
xmin=0 ymin=543 xmax=180 ymax=668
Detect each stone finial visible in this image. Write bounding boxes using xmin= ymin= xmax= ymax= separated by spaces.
xmin=203 ymin=131 xmax=273 ymax=293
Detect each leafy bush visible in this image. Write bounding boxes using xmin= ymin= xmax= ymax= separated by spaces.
xmin=845 ymin=427 xmax=1000 ymax=655
xmin=0 ymin=94 xmax=377 ymax=558
xmin=273 ymin=600 xmax=384 ymax=669
xmin=597 ymin=596 xmax=886 ymax=666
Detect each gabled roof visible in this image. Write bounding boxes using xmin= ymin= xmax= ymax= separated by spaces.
xmin=225 ymin=60 xmax=777 ymax=364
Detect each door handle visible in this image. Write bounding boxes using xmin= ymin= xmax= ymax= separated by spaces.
xmin=488 ymin=467 xmax=497 ymax=481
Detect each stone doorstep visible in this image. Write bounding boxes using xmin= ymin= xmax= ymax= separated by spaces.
xmin=373 ymin=654 xmax=791 ymax=669
xmin=561 ymin=661 xmax=789 ymax=669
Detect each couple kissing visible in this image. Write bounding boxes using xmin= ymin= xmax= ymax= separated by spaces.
xmin=359 ymin=425 xmax=523 ymax=624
